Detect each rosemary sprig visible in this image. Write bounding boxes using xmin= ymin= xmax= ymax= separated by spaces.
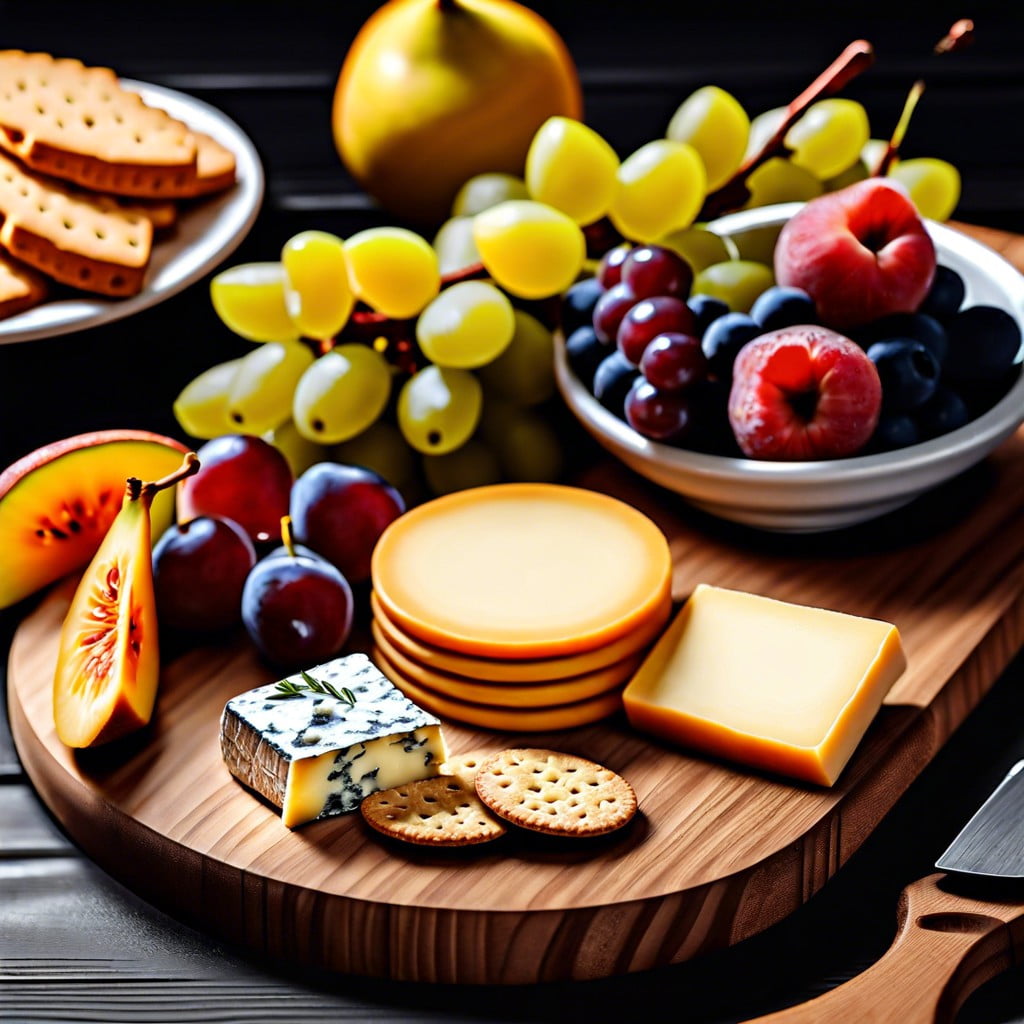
xmin=268 ymin=671 xmax=357 ymax=707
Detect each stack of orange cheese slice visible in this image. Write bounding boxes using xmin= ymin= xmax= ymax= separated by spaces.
xmin=369 ymin=483 xmax=675 ymax=732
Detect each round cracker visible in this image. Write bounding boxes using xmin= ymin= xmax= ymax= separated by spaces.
xmin=360 ymin=767 xmax=506 ymax=847
xmin=474 ymin=748 xmax=637 ymax=838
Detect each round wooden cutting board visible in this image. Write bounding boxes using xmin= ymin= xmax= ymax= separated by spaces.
xmin=9 ymin=446 xmax=1024 ymax=984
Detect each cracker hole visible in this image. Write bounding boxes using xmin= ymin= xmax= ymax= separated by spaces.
xmin=83 ymin=116 xmax=94 ymax=128
xmin=18 ymin=187 xmax=27 ymax=197
xmin=34 ymin=104 xmax=45 ymax=115
xmin=445 ymin=783 xmax=460 ymax=791
xmin=64 ymin=94 xmax=74 ymax=104
xmin=528 ymin=784 xmax=541 ymax=793
xmin=114 ymin=114 xmax=123 ymax=124
xmin=62 ymin=219 xmax=73 ymax=230
xmin=133 ymin=134 xmax=142 ymax=144
xmin=16 ymin=81 xmax=25 ymax=91
xmin=55 ymin=119 xmax=64 ymax=129
xmin=418 ymin=814 xmax=430 ymax=821
xmin=95 ymin=230 xmax=105 ymax=240
xmin=527 ymin=802 xmax=541 ymax=811
xmin=111 ymin=275 xmax=124 ymax=288
xmin=78 ymin=267 xmax=91 ymax=281
xmin=128 ymin=238 xmax=138 ymax=247
xmin=423 ymin=796 xmax=436 ymax=804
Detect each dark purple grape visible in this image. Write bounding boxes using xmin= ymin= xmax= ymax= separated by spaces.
xmin=592 ymin=281 xmax=636 ymax=342
xmin=640 ymin=332 xmax=707 ymax=393
xmin=152 ymin=515 xmax=256 ymax=632
xmin=625 ymin=379 xmax=691 ymax=441
xmin=290 ymin=463 xmax=405 ymax=584
xmin=617 ymin=296 xmax=695 ymax=365
xmin=857 ymin=313 xmax=948 ymax=364
xmin=749 ymin=286 xmax=817 ymax=331
xmin=560 ymin=277 xmax=603 ymax=336
xmin=621 ymin=245 xmax=693 ymax=300
xmin=915 ymin=385 xmax=970 ymax=440
xmin=868 ymin=413 xmax=921 ymax=452
xmin=596 ymin=245 xmax=631 ymax=289
xmin=241 ymin=552 xmax=354 ymax=668
xmin=866 ymin=339 xmax=940 ymax=413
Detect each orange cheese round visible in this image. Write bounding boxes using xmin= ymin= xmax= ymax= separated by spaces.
xmin=371 ymin=483 xmax=673 ymax=659
xmin=372 ymin=622 xmax=641 ymax=708
xmin=373 ymin=647 xmax=624 ymax=732
xmin=370 ymin=590 xmax=670 ymax=683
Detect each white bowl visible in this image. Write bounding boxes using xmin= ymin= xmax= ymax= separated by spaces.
xmin=555 ymin=204 xmax=1024 ymax=532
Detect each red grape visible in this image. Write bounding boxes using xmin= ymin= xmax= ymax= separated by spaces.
xmin=289 ymin=463 xmax=405 ymax=584
xmin=625 ymin=379 xmax=692 ymax=441
xmin=597 ymin=245 xmax=631 ymax=289
xmin=622 ymin=245 xmax=693 ymax=300
xmin=152 ymin=515 xmax=256 ymax=632
xmin=617 ymin=296 xmax=696 ymax=365
xmin=640 ymin=332 xmax=707 ymax=392
xmin=592 ymin=281 xmax=636 ymax=342
xmin=177 ymin=434 xmax=292 ymax=544
xmin=241 ymin=551 xmax=354 ymax=668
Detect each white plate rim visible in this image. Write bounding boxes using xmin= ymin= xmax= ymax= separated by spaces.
xmin=0 ymin=78 xmax=264 ymax=345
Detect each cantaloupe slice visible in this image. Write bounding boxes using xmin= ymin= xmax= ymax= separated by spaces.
xmin=0 ymin=430 xmax=189 ymax=610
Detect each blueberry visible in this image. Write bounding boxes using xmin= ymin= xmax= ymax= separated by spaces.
xmin=919 ymin=265 xmax=966 ymax=321
xmin=687 ymin=294 xmax=730 ymax=337
xmin=915 ymin=385 xmax=970 ymax=440
xmin=560 ymin=276 xmax=604 ymax=336
xmin=564 ymin=326 xmax=607 ymax=387
xmin=868 ymin=413 xmax=921 ymax=453
xmin=860 ymin=312 xmax=949 ymax=364
xmin=592 ymin=351 xmax=640 ymax=419
xmin=749 ymin=286 xmax=817 ymax=330
xmin=701 ymin=312 xmax=761 ymax=380
xmin=943 ymin=304 xmax=1022 ymax=383
xmin=867 ymin=339 xmax=941 ymax=413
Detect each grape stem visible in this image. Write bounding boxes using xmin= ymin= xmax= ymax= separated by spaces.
xmin=872 ymin=79 xmax=926 ymax=177
xmin=699 ymin=39 xmax=875 ymax=219
xmin=126 ymin=452 xmax=200 ymax=505
xmin=935 ymin=18 xmax=974 ymax=54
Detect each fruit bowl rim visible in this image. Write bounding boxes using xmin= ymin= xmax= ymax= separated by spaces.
xmin=556 ymin=202 xmax=1024 ymax=487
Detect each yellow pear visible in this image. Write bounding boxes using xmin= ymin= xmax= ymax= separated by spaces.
xmin=332 ymin=0 xmax=581 ymax=225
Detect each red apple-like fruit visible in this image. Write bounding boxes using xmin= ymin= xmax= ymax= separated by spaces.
xmin=728 ymin=326 xmax=881 ymax=460
xmin=774 ymin=178 xmax=937 ymax=330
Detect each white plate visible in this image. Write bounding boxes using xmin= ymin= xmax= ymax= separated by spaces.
xmin=556 ymin=204 xmax=1024 ymax=532
xmin=0 ymin=79 xmax=264 ymax=344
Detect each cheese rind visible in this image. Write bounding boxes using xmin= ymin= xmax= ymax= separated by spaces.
xmin=622 ymin=585 xmax=907 ymax=786
xmin=220 ymin=653 xmax=447 ymax=828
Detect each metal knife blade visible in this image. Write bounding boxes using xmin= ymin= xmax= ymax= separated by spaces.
xmin=935 ymin=759 xmax=1024 ymax=879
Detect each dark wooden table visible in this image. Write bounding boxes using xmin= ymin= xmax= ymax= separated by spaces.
xmin=3 ymin=3 xmax=1024 ymax=1021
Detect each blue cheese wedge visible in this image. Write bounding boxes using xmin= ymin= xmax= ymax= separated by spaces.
xmin=220 ymin=653 xmax=448 ymax=828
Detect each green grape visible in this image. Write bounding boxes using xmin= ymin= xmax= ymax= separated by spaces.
xmin=525 ymin=116 xmax=619 ymax=226
xmin=476 ymin=309 xmax=555 ymax=406
xmin=263 ymin=419 xmax=328 ymax=477
xmin=292 ymin=344 xmax=391 ymax=444
xmin=416 ymin=280 xmax=515 ymax=369
xmin=281 ymin=230 xmax=354 ymax=340
xmin=210 ymin=263 xmax=298 ymax=343
xmin=888 ymin=158 xmax=961 ymax=221
xmin=173 ymin=357 xmax=243 ymax=440
xmin=743 ymin=157 xmax=824 ymax=208
xmin=344 ymin=227 xmax=440 ymax=319
xmin=433 ymin=216 xmax=481 ymax=276
xmin=724 ymin=224 xmax=784 ymax=266
xmin=472 ymin=200 xmax=585 ymax=300
xmin=609 ymin=139 xmax=706 ymax=243
xmin=692 ymin=260 xmax=775 ymax=313
xmin=452 ymin=172 xmax=530 ymax=217
xmin=785 ymin=99 xmax=869 ymax=181
xmin=480 ymin=403 xmax=563 ymax=482
xmin=666 ymin=85 xmax=750 ymax=191
xmin=397 ymin=365 xmax=482 ymax=455
xmin=744 ymin=106 xmax=786 ymax=161
xmin=823 ymin=159 xmax=868 ymax=192
xmin=423 ymin=439 xmax=501 ymax=496
xmin=332 ymin=419 xmax=417 ymax=494
xmin=656 ymin=225 xmax=736 ymax=273
xmin=225 ymin=340 xmax=315 ymax=434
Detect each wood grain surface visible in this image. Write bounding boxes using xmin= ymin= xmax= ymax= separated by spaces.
xmin=9 ymin=374 xmax=1024 ymax=983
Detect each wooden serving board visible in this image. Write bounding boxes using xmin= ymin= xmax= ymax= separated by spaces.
xmin=8 ymin=436 xmax=1024 ymax=986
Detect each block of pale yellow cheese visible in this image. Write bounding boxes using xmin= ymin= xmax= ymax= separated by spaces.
xmin=621 ymin=584 xmax=906 ymax=786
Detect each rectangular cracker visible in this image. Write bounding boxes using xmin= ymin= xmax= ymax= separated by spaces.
xmin=0 ymin=150 xmax=152 ymax=296
xmin=0 ymin=251 xmax=47 ymax=318
xmin=187 ymin=130 xmax=236 ymax=197
xmin=0 ymin=50 xmax=200 ymax=198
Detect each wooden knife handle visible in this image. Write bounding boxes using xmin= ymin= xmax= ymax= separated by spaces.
xmin=744 ymin=873 xmax=1023 ymax=1024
